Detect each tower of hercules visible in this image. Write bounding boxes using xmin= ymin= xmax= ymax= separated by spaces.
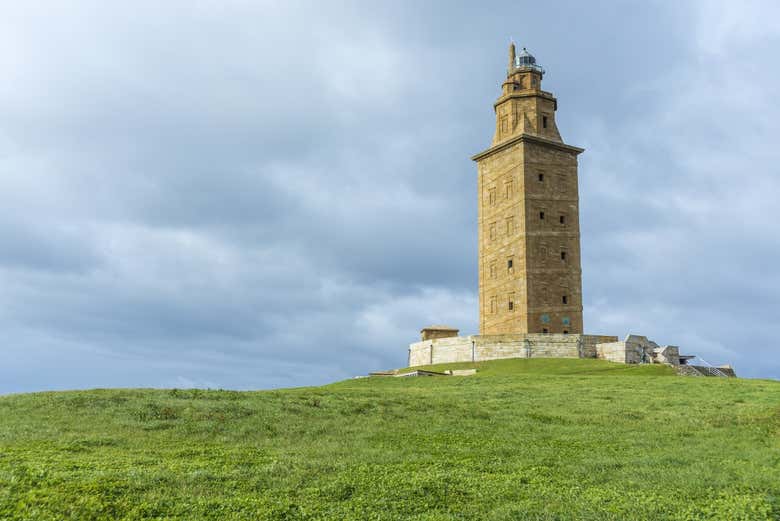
xmin=408 ymin=44 xmax=717 ymax=374
xmin=472 ymin=43 xmax=584 ymax=335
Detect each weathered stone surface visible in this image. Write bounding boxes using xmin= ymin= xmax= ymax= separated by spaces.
xmin=654 ymin=346 xmax=680 ymax=366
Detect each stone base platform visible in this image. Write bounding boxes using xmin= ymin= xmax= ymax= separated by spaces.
xmin=408 ymin=332 xmax=734 ymax=375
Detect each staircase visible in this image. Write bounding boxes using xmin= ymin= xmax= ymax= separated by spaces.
xmin=677 ymin=357 xmax=735 ymax=378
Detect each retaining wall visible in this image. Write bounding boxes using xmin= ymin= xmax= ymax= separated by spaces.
xmin=408 ymin=334 xmax=618 ymax=367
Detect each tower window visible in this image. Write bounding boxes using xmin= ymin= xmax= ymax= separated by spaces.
xmin=559 ymin=215 xmax=566 ymax=224
xmin=539 ymin=211 xmax=545 ymax=220
xmin=507 ymin=259 xmax=513 ymax=269
xmin=489 ymin=223 xmax=496 ymax=240
xmin=542 ymin=116 xmax=548 ymax=128
xmin=561 ymin=251 xmax=567 ymax=260
xmin=508 ymin=300 xmax=514 ymax=311
xmin=538 ymin=173 xmax=544 ymax=182
xmin=562 ymin=295 xmax=568 ymax=305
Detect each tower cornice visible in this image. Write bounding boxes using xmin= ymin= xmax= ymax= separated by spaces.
xmin=471 ymin=133 xmax=584 ymax=162
xmin=494 ymin=90 xmax=556 ymax=110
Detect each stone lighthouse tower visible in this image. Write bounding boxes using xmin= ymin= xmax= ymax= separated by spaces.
xmin=408 ymin=44 xmax=710 ymax=372
xmin=472 ymin=42 xmax=584 ymax=335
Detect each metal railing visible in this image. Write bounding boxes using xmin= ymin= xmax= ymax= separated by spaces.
xmin=686 ymin=356 xmax=730 ymax=377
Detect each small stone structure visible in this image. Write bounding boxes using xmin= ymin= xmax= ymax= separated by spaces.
xmin=595 ymin=335 xmax=680 ymax=365
xmin=370 ymin=368 xmax=478 ymax=378
xmin=420 ymin=325 xmax=459 ymax=342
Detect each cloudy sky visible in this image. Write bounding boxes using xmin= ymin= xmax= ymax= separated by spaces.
xmin=1 ymin=1 xmax=779 ymax=394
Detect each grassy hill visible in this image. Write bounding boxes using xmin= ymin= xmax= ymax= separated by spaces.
xmin=1 ymin=358 xmax=778 ymax=520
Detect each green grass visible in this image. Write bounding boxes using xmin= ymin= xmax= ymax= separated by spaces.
xmin=1 ymin=358 xmax=778 ymax=520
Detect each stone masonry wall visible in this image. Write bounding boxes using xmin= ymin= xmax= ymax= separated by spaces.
xmin=595 ymin=335 xmax=678 ymax=365
xmin=581 ymin=335 xmax=620 ymax=358
xmin=408 ymin=333 xmax=618 ymax=367
xmin=595 ymin=341 xmax=633 ymax=364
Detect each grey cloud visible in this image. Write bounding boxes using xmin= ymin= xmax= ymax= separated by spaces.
xmin=0 ymin=218 xmax=101 ymax=273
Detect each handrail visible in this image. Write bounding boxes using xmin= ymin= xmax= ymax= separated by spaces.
xmin=688 ymin=356 xmax=729 ymax=377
